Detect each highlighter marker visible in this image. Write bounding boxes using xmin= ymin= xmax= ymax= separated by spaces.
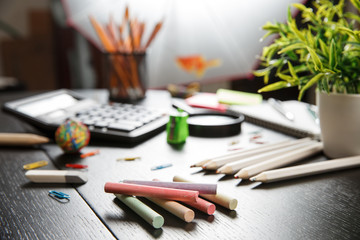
xmin=25 ymin=170 xmax=88 ymax=184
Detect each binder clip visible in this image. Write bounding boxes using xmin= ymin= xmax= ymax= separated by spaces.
xmin=48 ymin=190 xmax=70 ymax=203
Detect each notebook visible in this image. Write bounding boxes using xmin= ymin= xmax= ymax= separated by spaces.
xmin=228 ymin=100 xmax=321 ymax=140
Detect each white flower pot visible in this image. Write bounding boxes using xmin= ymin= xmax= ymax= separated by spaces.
xmin=317 ymin=91 xmax=360 ymax=159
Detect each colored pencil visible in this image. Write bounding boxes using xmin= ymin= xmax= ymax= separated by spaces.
xmin=249 ymin=155 xmax=360 ymax=183
xmin=234 ymin=142 xmax=323 ymax=179
xmin=216 ymin=140 xmax=317 ymax=175
xmin=115 ymin=194 xmax=164 ymax=228
xmin=122 ymin=179 xmax=217 ymax=194
xmin=173 ymin=175 xmax=238 ymax=210
xmin=105 ymin=182 xmax=199 ymax=202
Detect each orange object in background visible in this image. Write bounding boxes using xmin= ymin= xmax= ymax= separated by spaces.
xmin=176 ymin=55 xmax=221 ymax=78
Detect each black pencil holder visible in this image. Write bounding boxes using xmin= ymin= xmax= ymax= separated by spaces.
xmin=104 ymin=52 xmax=147 ymax=102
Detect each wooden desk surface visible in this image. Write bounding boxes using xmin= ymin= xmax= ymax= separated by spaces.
xmin=1 ymin=90 xmax=360 ymax=240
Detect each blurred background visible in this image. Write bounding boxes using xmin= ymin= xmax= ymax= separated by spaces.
xmin=0 ymin=0 xmax=321 ymax=103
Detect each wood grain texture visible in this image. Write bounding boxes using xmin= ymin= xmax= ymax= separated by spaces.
xmin=0 ymin=149 xmax=115 ymax=240
xmin=43 ymin=122 xmax=360 ymax=240
xmin=2 ymin=91 xmax=360 ymax=239
xmin=0 ymin=91 xmax=115 ymax=240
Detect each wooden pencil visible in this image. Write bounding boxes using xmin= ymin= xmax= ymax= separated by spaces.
xmin=144 ymin=20 xmax=163 ymax=49
xmin=89 ymin=16 xmax=117 ymax=53
xmin=127 ymin=54 xmax=144 ymax=98
xmin=0 ymin=133 xmax=49 ymax=146
xmin=146 ymin=197 xmax=195 ymax=222
xmin=203 ymin=138 xmax=311 ymax=170
xmin=89 ymin=15 xmax=136 ymax=99
xmin=216 ymin=140 xmax=317 ymax=175
xmin=250 ymin=155 xmax=360 ymax=183
xmin=234 ymin=142 xmax=323 ymax=179
xmin=173 ymin=175 xmax=237 ymax=210
xmin=190 ymin=159 xmax=211 ymax=168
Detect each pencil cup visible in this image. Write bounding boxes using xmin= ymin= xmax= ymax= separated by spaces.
xmin=105 ymin=52 xmax=147 ymax=102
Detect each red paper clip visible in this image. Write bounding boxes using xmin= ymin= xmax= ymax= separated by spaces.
xmin=80 ymin=149 xmax=100 ymax=158
xmin=65 ymin=163 xmax=88 ymax=169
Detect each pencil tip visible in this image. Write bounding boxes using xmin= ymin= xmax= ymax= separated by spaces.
xmin=249 ymin=177 xmax=255 ymax=181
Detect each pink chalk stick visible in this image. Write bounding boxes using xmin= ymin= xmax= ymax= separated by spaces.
xmin=104 ymin=182 xmax=199 ymax=202
xmin=183 ymin=197 xmax=216 ymax=215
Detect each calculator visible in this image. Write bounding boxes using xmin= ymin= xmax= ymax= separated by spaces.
xmin=2 ymin=89 xmax=169 ymax=143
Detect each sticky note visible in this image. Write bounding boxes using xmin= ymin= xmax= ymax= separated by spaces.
xmin=216 ymin=89 xmax=262 ymax=105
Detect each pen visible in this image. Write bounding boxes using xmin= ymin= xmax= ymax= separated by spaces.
xmin=268 ymin=98 xmax=295 ymax=122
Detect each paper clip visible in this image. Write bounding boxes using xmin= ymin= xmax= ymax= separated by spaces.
xmin=65 ymin=163 xmax=88 ymax=169
xmin=23 ymin=160 xmax=48 ymax=170
xmin=80 ymin=149 xmax=100 ymax=158
xmin=48 ymin=190 xmax=70 ymax=203
xmin=116 ymin=156 xmax=141 ymax=161
xmin=151 ymin=163 xmax=173 ymax=171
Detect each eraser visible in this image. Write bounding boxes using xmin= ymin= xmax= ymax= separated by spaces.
xmin=25 ymin=170 xmax=88 ymax=184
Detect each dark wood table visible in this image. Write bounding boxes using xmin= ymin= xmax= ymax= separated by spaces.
xmin=1 ymin=90 xmax=360 ymax=240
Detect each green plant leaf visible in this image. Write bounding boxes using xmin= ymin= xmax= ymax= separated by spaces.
xmin=306 ymin=29 xmax=315 ymax=48
xmin=278 ymin=42 xmax=305 ymax=54
xmin=277 ymin=73 xmax=294 ymax=82
xmin=253 ymin=67 xmax=272 ymax=77
xmin=318 ymin=38 xmax=329 ymax=58
xmin=262 ymin=21 xmax=280 ymax=31
xmin=344 ymin=12 xmax=360 ymax=24
xmin=338 ymin=26 xmax=355 ymax=37
xmin=292 ymin=3 xmax=307 ymax=11
xmin=350 ymin=0 xmax=360 ymax=11
xmin=306 ymin=47 xmax=323 ymax=71
xmin=298 ymin=73 xmax=325 ymax=100
xmin=287 ymin=61 xmax=298 ymax=80
xmin=256 ymin=0 xmax=360 ymax=97
xmin=329 ymin=39 xmax=337 ymax=69
xmin=258 ymin=81 xmax=292 ymax=93
xmin=289 ymin=21 xmax=306 ymax=42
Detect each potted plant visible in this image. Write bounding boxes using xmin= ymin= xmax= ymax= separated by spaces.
xmin=254 ymin=0 xmax=360 ymax=158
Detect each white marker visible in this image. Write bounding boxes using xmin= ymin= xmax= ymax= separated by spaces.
xmin=25 ymin=170 xmax=88 ymax=184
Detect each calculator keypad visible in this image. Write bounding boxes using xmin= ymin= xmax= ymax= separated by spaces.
xmin=75 ymin=103 xmax=165 ymax=132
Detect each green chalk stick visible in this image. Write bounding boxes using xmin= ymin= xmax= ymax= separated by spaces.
xmin=115 ymin=194 xmax=164 ymax=229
